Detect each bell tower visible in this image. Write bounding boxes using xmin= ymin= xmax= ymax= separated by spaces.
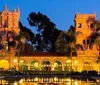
xmin=0 ymin=5 xmax=20 ymax=34
xmin=74 ymin=13 xmax=96 ymax=45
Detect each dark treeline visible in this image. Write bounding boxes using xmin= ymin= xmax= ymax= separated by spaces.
xmin=18 ymin=11 xmax=80 ymax=55
xmin=18 ymin=11 xmax=100 ymax=56
xmin=19 ymin=12 xmax=62 ymax=52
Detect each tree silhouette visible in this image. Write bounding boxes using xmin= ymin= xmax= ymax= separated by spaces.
xmin=27 ymin=12 xmax=60 ymax=52
xmin=19 ymin=22 xmax=35 ymax=44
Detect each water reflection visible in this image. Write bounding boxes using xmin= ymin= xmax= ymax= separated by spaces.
xmin=0 ymin=76 xmax=99 ymax=85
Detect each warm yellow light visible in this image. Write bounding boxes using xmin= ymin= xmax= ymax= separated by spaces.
xmin=13 ymin=82 xmax=17 ymax=85
xmin=14 ymin=60 xmax=17 ymax=63
xmin=34 ymin=77 xmax=39 ymax=81
xmin=54 ymin=63 xmax=57 ymax=66
xmin=75 ymin=61 xmax=78 ymax=64
xmin=74 ymin=80 xmax=78 ymax=85
xmin=20 ymin=60 xmax=23 ymax=63
xmin=67 ymin=81 xmax=71 ymax=85
xmin=35 ymin=62 xmax=38 ymax=66
xmin=0 ymin=60 xmax=9 ymax=69
xmin=66 ymin=60 xmax=71 ymax=63
xmin=66 ymin=78 xmax=71 ymax=82
xmin=54 ymin=77 xmax=58 ymax=82
xmin=52 ymin=68 xmax=54 ymax=70
xmin=19 ymin=79 xmax=23 ymax=84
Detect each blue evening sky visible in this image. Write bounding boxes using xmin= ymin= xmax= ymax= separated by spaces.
xmin=0 ymin=0 xmax=100 ymax=33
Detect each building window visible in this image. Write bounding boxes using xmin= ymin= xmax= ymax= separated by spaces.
xmin=87 ymin=39 xmax=89 ymax=44
xmin=83 ymin=40 xmax=85 ymax=44
xmin=3 ymin=20 xmax=8 ymax=28
xmin=78 ymin=23 xmax=81 ymax=28
xmin=3 ymin=16 xmax=8 ymax=28
xmin=90 ymin=23 xmax=93 ymax=28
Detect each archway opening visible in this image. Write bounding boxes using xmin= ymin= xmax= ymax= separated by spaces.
xmin=83 ymin=62 xmax=92 ymax=71
xmin=0 ymin=60 xmax=9 ymax=69
xmin=30 ymin=61 xmax=40 ymax=71
xmin=42 ymin=60 xmax=51 ymax=71
xmin=19 ymin=60 xmax=28 ymax=71
xmin=53 ymin=61 xmax=62 ymax=71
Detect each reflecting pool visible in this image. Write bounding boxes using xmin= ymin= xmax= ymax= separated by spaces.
xmin=0 ymin=76 xmax=99 ymax=85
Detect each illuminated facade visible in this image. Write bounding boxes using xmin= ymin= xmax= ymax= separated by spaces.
xmin=0 ymin=6 xmax=99 ymax=72
xmin=74 ymin=13 xmax=99 ymax=72
xmin=0 ymin=5 xmax=20 ymax=34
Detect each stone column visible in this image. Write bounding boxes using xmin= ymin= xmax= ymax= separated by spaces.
xmin=40 ymin=65 xmax=42 ymax=71
xmin=28 ymin=63 xmax=30 ymax=70
xmin=62 ymin=64 xmax=65 ymax=71
xmin=51 ymin=64 xmax=54 ymax=71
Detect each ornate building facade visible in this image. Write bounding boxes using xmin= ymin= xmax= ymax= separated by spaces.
xmin=0 ymin=5 xmax=20 ymax=34
xmin=74 ymin=13 xmax=99 ymax=72
xmin=0 ymin=6 xmax=99 ymax=72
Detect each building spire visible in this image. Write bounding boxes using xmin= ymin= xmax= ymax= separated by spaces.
xmin=4 ymin=4 xmax=8 ymax=10
xmin=13 ymin=8 xmax=17 ymax=12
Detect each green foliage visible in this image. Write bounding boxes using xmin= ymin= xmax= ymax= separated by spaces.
xmin=94 ymin=20 xmax=100 ymax=32
xmin=55 ymin=31 xmax=68 ymax=52
xmin=19 ymin=22 xmax=35 ymax=44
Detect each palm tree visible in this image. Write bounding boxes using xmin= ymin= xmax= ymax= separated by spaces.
xmin=15 ymin=32 xmax=30 ymax=71
xmin=96 ymin=56 xmax=100 ymax=73
xmin=55 ymin=31 xmax=68 ymax=52
xmin=94 ymin=20 xmax=100 ymax=32
xmin=66 ymin=25 xmax=76 ymax=72
xmin=94 ymin=35 xmax=100 ymax=73
xmin=93 ymin=20 xmax=100 ymax=73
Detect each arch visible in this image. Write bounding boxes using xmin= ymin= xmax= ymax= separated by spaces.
xmin=53 ymin=60 xmax=62 ymax=71
xmin=19 ymin=60 xmax=28 ymax=71
xmin=29 ymin=59 xmax=40 ymax=65
xmin=41 ymin=60 xmax=51 ymax=71
xmin=30 ymin=60 xmax=40 ymax=71
xmin=82 ymin=61 xmax=93 ymax=71
xmin=0 ymin=60 xmax=9 ymax=69
xmin=53 ymin=59 xmax=63 ymax=65
xmin=19 ymin=58 xmax=29 ymax=64
xmin=41 ymin=58 xmax=52 ymax=65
